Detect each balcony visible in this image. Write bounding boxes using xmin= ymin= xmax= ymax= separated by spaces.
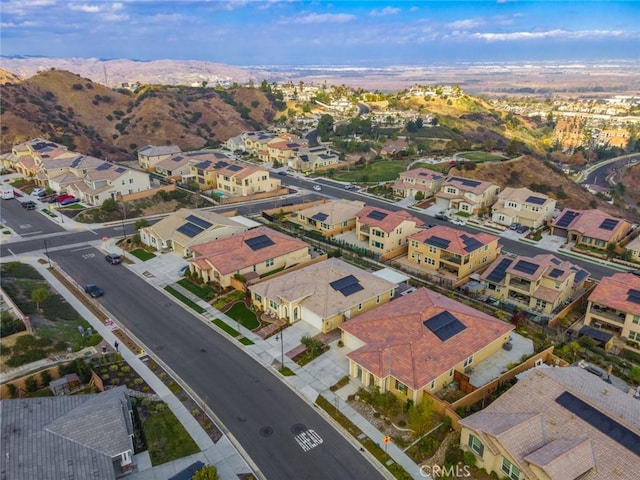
xmin=589 ymin=306 xmax=626 ymax=325
xmin=440 ymin=253 xmax=462 ymax=265
xmin=508 ymin=278 xmax=532 ymax=293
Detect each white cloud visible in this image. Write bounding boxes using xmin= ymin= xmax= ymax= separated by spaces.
xmin=471 ymin=29 xmax=630 ymax=42
xmin=68 ymin=4 xmax=101 ymax=13
xmin=447 ymin=18 xmax=484 ymax=30
xmin=370 ymin=6 xmax=400 ymax=17
xmin=290 ymin=13 xmax=355 ymax=24
xmin=2 ymin=0 xmax=55 ymax=15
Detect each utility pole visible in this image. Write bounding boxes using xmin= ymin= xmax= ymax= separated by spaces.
xmin=43 ymin=239 xmax=52 ymax=268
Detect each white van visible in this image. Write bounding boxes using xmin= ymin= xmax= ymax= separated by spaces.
xmin=1 ymin=184 xmax=15 ymax=200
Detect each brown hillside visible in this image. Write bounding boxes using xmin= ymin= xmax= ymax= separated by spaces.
xmin=0 ymin=69 xmax=21 ymax=85
xmin=451 ymin=157 xmax=636 ymax=220
xmin=0 ymin=70 xmax=280 ymax=161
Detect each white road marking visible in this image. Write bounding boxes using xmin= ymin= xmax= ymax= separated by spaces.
xmin=295 ymin=429 xmax=323 ymax=452
xmin=70 ymin=246 xmax=93 ymax=252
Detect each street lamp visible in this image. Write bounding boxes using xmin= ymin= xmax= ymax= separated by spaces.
xmin=275 ymin=329 xmax=285 ymax=370
xmin=43 ymin=239 xmax=52 ymax=268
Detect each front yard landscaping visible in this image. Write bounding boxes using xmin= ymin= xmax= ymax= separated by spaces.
xmin=224 ymin=302 xmax=259 ymax=330
xmin=142 ymin=406 xmax=200 ymax=465
xmin=164 ymin=286 xmax=206 ymax=314
xmin=177 ymin=278 xmax=216 ymax=301
xmin=130 ymin=248 xmax=156 ymax=261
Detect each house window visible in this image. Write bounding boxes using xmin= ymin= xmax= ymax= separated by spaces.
xmin=429 ymin=246 xmax=437 ymax=254
xmin=129 ymin=178 xmax=133 ymax=184
xmin=426 ymin=258 xmax=436 ymax=266
xmin=449 ymin=369 xmax=453 ymax=377
xmin=463 ymin=356 xmax=473 ymax=368
xmin=265 ymin=258 xmax=274 ymax=267
xmin=269 ymin=300 xmax=277 ymax=309
xmin=482 ymin=256 xmax=488 ymax=263
xmin=468 ymin=434 xmax=484 ymax=456
xmin=430 ymin=380 xmax=436 ymax=390
xmin=535 ymin=299 xmax=547 ymax=309
xmin=395 ymin=380 xmax=407 ymax=393
xmin=411 ymin=240 xmax=419 ymax=248
xmin=254 ymin=293 xmax=262 ymax=302
xmin=376 ymin=295 xmax=380 ymax=304
xmin=501 ymin=458 xmax=521 ymax=480
xmin=358 ymin=303 xmax=363 ymax=311
xmin=632 ymin=315 xmax=639 ymax=325
xmin=629 ymin=331 xmax=640 ymax=341
xmin=372 ymin=240 xmax=384 ymax=249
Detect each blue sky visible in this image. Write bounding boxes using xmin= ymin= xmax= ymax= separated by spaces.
xmin=1 ymin=1 xmax=639 ymax=65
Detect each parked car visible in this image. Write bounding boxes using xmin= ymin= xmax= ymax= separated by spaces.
xmin=313 ymin=185 xmax=322 ymax=191
xmin=105 ymin=253 xmax=122 ymax=265
xmin=84 ymin=284 xmax=104 ymax=298
xmin=21 ymin=200 xmax=37 ymax=210
xmin=277 ymin=171 xmax=288 ymax=176
xmin=47 ymin=195 xmax=60 ymax=203
xmin=344 ymin=184 xmax=357 ymax=190
xmin=60 ymin=197 xmax=79 ymax=206
xmin=178 ymin=265 xmax=189 ymax=276
xmin=509 ymin=222 xmax=521 ymax=230
xmin=435 ymin=214 xmax=449 ymax=221
xmin=450 ymin=218 xmax=466 ymax=226
xmin=32 ymin=188 xmax=46 ymax=197
xmin=55 ymin=194 xmax=73 ymax=203
xmin=516 ymin=225 xmax=529 ymax=234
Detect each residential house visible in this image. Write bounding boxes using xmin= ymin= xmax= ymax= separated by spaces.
xmin=1 ymin=138 xmax=74 ymax=178
xmin=408 ymin=226 xmax=501 ymax=281
xmin=584 ymin=272 xmax=640 ymax=348
xmin=481 ymin=253 xmax=590 ymax=316
xmin=242 ymin=131 xmax=279 ymax=161
xmin=341 ymin=287 xmax=513 ymax=403
xmin=491 ymin=187 xmax=556 ymax=229
xmin=434 ymin=176 xmax=500 ymax=215
xmin=291 ymin=199 xmax=365 ymax=237
xmin=623 ymin=234 xmax=640 ymax=262
xmin=188 ymin=226 xmax=311 ymax=288
xmin=355 ymin=206 xmax=424 ymax=260
xmin=459 ymin=367 xmax=640 ymax=480
xmin=393 ymin=168 xmax=445 ymax=199
xmin=1 ymin=386 xmax=136 ymax=479
xmin=288 ymin=146 xmax=341 ymax=172
xmin=550 ymin=209 xmax=632 ymax=251
xmin=139 ymin=208 xmax=248 ymax=256
xmin=154 ymin=153 xmax=192 ymax=179
xmin=137 ymin=144 xmax=181 ymax=169
xmin=266 ymin=139 xmax=307 ymax=165
xmin=66 ymin=161 xmax=151 ymax=205
xmin=250 ymin=258 xmax=397 ymax=333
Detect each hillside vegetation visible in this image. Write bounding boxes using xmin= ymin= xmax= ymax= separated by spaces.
xmin=0 ymin=69 xmax=277 ymax=161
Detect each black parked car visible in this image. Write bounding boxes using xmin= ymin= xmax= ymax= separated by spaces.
xmin=84 ymin=284 xmax=104 ymax=298
xmin=21 ymin=200 xmax=37 ymax=210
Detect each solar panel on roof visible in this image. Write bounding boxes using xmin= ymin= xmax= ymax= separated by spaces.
xmin=245 ymin=234 xmax=275 ymax=251
xmin=424 ymin=311 xmax=467 ymax=342
xmin=70 ymin=157 xmax=82 ymax=168
xmin=171 ymin=156 xmax=184 ymax=162
xmin=555 ymin=391 xmax=640 ymax=456
xmin=214 ymin=161 xmax=229 ymax=169
xmin=177 ymin=223 xmax=204 ymax=238
xmin=513 ymin=260 xmax=539 ymax=275
xmin=418 ymin=172 xmax=428 ymax=176
xmin=115 ymin=167 xmax=126 ymax=173
xmin=626 ymin=289 xmax=640 ymax=304
xmin=486 ymin=258 xmax=513 ymax=283
xmin=340 ymin=283 xmax=364 ymax=296
xmin=599 ymin=218 xmax=619 ymax=231
xmin=573 ymin=269 xmax=589 ymax=282
xmin=367 ymin=210 xmax=388 ymax=221
xmin=460 ymin=234 xmax=483 ymax=252
xmin=186 ymin=215 xmax=213 ymax=229
xmin=311 ymin=212 xmax=329 ymax=221
xmin=195 ymin=161 xmax=211 ymax=169
xmin=548 ymin=268 xmax=564 ymax=278
xmin=451 ymin=177 xmax=481 ymax=187
xmin=96 ymin=163 xmax=112 ymax=171
xmin=228 ymin=164 xmax=242 ymax=172
xmin=555 ymin=210 xmax=580 ymax=228
xmin=425 ymin=236 xmax=451 ymax=249
xmin=550 ymin=257 xmax=562 ymax=265
xmin=330 ymin=275 xmax=359 ymax=291
xmin=525 ymin=195 xmax=546 ymax=205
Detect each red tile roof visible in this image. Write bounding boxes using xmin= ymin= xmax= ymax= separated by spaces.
xmin=190 ymin=226 xmax=309 ymax=275
xmin=356 ymin=206 xmax=423 ymax=233
xmin=588 ymin=272 xmax=640 ymax=316
xmin=341 ymin=288 xmax=513 ymax=390
xmin=410 ymin=226 xmax=499 ymax=256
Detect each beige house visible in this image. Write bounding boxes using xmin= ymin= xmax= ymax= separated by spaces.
xmin=623 ymin=235 xmax=640 ymax=263
xmin=153 ymin=154 xmax=192 ymax=179
xmin=584 ymin=272 xmax=640 ymax=347
xmin=355 ymin=206 xmax=424 ymax=260
xmin=340 ymin=288 xmax=513 ymax=403
xmin=290 ymin=199 xmax=365 ymax=237
xmin=393 ymin=168 xmax=445 ymax=199
xmin=288 ymin=146 xmax=341 ymax=172
xmin=139 ymin=208 xmax=248 ymax=256
xmin=66 ymin=162 xmax=151 ymax=205
xmin=408 ymin=226 xmax=501 ymax=281
xmin=1 ymin=138 xmax=73 ymax=177
xmin=434 ymin=176 xmax=500 ymax=215
xmin=491 ymin=187 xmax=556 ymax=229
xmin=250 ymin=258 xmax=397 ymax=333
xmin=189 ymin=226 xmax=311 ymax=288
xmin=460 ymin=367 xmax=640 ymax=480
xmin=481 ymin=253 xmax=590 ymax=316
xmin=137 ymin=145 xmax=181 ymax=169
xmin=550 ymin=208 xmax=632 ymax=251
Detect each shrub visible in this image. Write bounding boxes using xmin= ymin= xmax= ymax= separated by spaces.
xmin=6 ymin=383 xmax=17 ymax=398
xmin=111 ymin=378 xmax=121 ymax=385
xmin=40 ymin=370 xmax=52 ymax=386
xmin=109 ymin=365 xmax=119 ymax=372
xmin=463 ymin=450 xmax=477 ymax=467
xmin=25 ymin=375 xmax=39 ymax=393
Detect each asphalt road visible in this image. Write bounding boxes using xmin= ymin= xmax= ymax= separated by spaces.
xmin=49 ymin=246 xmax=385 ymax=480
xmin=1 ymin=195 xmax=66 ymax=237
xmin=582 ymin=153 xmax=640 ymax=186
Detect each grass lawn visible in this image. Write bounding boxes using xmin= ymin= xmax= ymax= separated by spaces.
xmin=143 ymin=409 xmax=199 ymax=465
xmin=164 ymin=286 xmax=206 ymax=314
xmin=177 ymin=278 xmax=215 ymax=300
xmin=212 ymin=318 xmax=240 ymax=337
xmin=62 ymin=203 xmax=85 ymax=209
xmin=130 ymin=248 xmax=156 ymax=261
xmin=278 ymin=366 xmax=296 ymax=376
xmin=239 ymin=337 xmax=255 ymax=346
xmin=333 ymin=159 xmax=412 ymax=183
xmin=456 ymin=151 xmax=505 ymax=162
xmin=224 ymin=302 xmax=259 ymax=330
xmin=409 ymin=162 xmax=449 ymax=173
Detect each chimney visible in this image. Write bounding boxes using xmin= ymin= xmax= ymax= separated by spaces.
xmin=604 ymin=388 xmax=609 ymax=396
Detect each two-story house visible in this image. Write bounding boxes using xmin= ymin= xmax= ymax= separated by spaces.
xmin=491 ymin=187 xmax=557 ymax=229
xmin=434 ymin=176 xmax=500 ymax=215
xmin=137 ymin=145 xmax=181 ymax=169
xmin=550 ymin=209 xmax=632 ymax=251
xmin=340 ymin=287 xmax=513 ymax=403
xmin=393 ymin=168 xmax=445 ymax=199
xmin=481 ymin=253 xmax=590 ymax=316
xmin=250 ymin=258 xmax=397 ymax=333
xmin=288 ymin=146 xmax=341 ymax=172
xmin=69 ymin=162 xmax=151 ymax=205
xmin=291 ymin=199 xmax=365 ymax=237
xmin=408 ymin=226 xmax=501 ymax=281
xmin=188 ymin=226 xmax=312 ymax=288
xmin=153 ymin=153 xmax=192 ymax=179
xmin=584 ymin=272 xmax=640 ymax=349
xmin=460 ymin=367 xmax=640 ymax=480
xmin=355 ymin=206 xmax=424 ymax=260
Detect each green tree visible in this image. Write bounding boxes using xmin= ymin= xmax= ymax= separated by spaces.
xmin=31 ymin=287 xmax=50 ymax=311
xmin=135 ymin=218 xmax=149 ymax=230
xmin=316 ymin=114 xmax=334 ymax=141
xmin=193 ymin=465 xmax=220 ymax=480
xmin=40 ymin=369 xmax=52 ymax=386
xmin=414 ymin=191 xmax=425 ymax=201
xmin=102 ymin=198 xmax=118 ymax=213
xmin=6 ymin=383 xmax=17 ymax=398
xmin=630 ymin=365 xmax=640 ymax=383
xmin=407 ymin=398 xmax=436 ymax=436
xmin=25 ymin=375 xmax=39 ymax=393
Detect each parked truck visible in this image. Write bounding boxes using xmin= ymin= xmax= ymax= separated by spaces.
xmin=1 ymin=183 xmax=15 ymax=200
